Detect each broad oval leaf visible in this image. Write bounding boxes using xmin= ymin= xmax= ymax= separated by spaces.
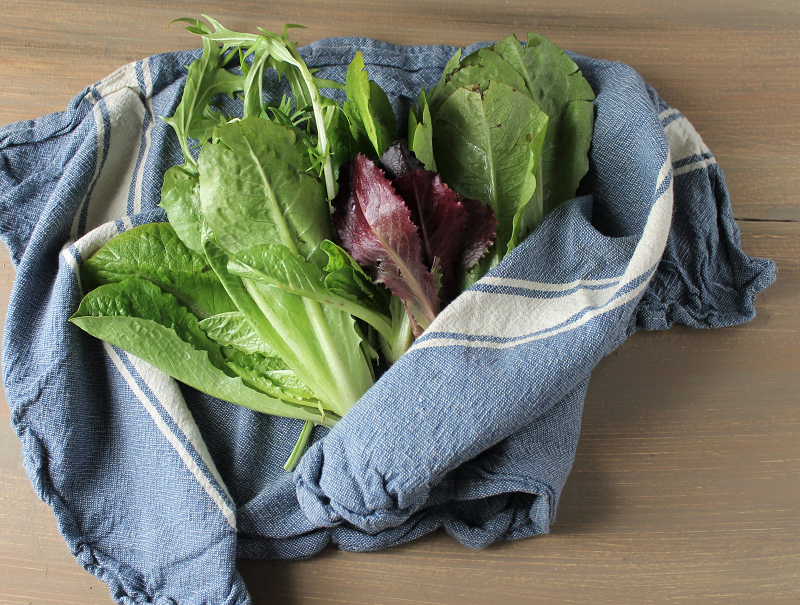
xmin=82 ymin=222 xmax=236 ymax=319
xmin=493 ymin=33 xmax=595 ymax=215
xmin=198 ymin=117 xmax=332 ymax=268
xmin=159 ymin=165 xmax=206 ymax=255
xmin=432 ymin=81 xmax=548 ymax=272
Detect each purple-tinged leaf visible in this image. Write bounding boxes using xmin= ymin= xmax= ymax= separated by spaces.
xmin=457 ymin=196 xmax=498 ymax=277
xmin=379 ymin=141 xmax=424 ymax=180
xmin=392 ymin=169 xmax=467 ymax=295
xmin=332 ymin=155 xmax=439 ymax=336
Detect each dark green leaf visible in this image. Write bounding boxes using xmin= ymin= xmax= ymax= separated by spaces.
xmin=432 ymin=81 xmax=548 ymax=272
xmin=494 ymin=33 xmax=595 ymax=214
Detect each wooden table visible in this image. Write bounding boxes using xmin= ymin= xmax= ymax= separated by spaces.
xmin=1 ymin=1 xmax=798 ymax=603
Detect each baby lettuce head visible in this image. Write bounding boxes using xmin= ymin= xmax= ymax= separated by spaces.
xmin=70 ymin=18 xmax=591 ymax=470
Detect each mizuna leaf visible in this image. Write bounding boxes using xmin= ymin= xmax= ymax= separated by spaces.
xmin=162 ymin=36 xmax=245 ymax=168
xmin=332 ymin=155 xmax=439 ymax=336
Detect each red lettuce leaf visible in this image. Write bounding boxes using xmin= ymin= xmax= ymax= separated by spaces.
xmin=379 ymin=141 xmax=424 ymax=180
xmin=457 ymin=196 xmax=498 ymax=278
xmin=392 ymin=169 xmax=467 ymax=295
xmin=332 ymin=155 xmax=439 ymax=336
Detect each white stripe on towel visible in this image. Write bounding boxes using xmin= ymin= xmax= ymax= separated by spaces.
xmin=415 ymin=155 xmax=673 ymax=349
xmin=132 ymin=58 xmax=155 ymax=215
xmin=104 ymin=342 xmax=237 ymax=529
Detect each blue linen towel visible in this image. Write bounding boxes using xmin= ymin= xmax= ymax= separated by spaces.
xmin=0 ymin=37 xmax=775 ymax=604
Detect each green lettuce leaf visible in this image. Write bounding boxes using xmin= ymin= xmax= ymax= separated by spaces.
xmin=432 ymin=81 xmax=548 ymax=274
xmin=82 ymin=222 xmax=236 ymax=319
xmin=223 ymin=349 xmax=322 ymax=408
xmin=228 ymin=243 xmax=393 ymax=341
xmin=69 ymin=278 xmax=331 ymax=425
xmin=408 ymin=89 xmax=436 ymax=171
xmin=159 ymin=165 xmax=206 ymax=255
xmin=202 ymin=227 xmax=372 ymax=418
xmin=199 ymin=311 xmax=279 ymax=356
xmin=493 ymin=33 xmax=595 ymax=214
xmin=199 ymin=118 xmax=332 ymax=268
xmin=342 ymin=51 xmax=397 ymax=158
xmin=320 ymin=239 xmax=390 ymax=309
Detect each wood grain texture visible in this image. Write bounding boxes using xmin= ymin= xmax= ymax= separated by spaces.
xmin=1 ymin=1 xmax=799 ymax=221
xmin=238 ymin=222 xmax=800 ymax=605
xmin=0 ymin=1 xmax=797 ymax=604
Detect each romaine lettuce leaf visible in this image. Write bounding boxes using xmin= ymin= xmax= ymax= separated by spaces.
xmin=199 ymin=118 xmax=332 ymax=268
xmin=82 ymin=222 xmax=235 ymax=319
xmin=432 ymin=81 xmax=548 ymax=275
xmin=493 ymin=33 xmax=595 ymax=215
xmin=69 ymin=279 xmax=331 ymax=425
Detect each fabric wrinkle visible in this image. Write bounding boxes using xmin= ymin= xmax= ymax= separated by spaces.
xmin=0 ymin=36 xmax=776 ymax=605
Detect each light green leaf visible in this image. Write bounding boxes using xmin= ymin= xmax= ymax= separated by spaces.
xmin=69 ymin=279 xmax=330 ymax=424
xmin=159 ymin=165 xmax=205 ymax=254
xmin=202 ymin=229 xmax=373 ymax=418
xmin=242 ymin=276 xmax=374 ymax=417
xmin=408 ymin=89 xmax=436 ymax=171
xmin=323 ymin=103 xmax=357 ymax=183
xmin=342 ymin=51 xmax=397 ymax=157
xmin=320 ymin=240 xmax=389 ymax=307
xmin=229 ymin=243 xmax=393 ymax=341
xmin=224 ymin=349 xmax=321 ymax=407
xmin=82 ymin=222 xmax=236 ymax=319
xmin=162 ymin=36 xmax=245 ymax=168
xmin=198 ymin=118 xmax=332 ymax=268
xmin=378 ymin=295 xmax=414 ymax=365
xmin=199 ymin=311 xmax=279 ymax=356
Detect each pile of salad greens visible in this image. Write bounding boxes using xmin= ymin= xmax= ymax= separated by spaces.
xmin=69 ymin=16 xmax=595 ymax=470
